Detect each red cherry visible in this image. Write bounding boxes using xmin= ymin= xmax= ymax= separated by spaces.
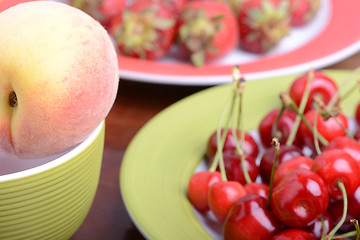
xmin=289 ymin=71 xmax=338 ymax=113
xmin=206 ymin=128 xmax=259 ymax=160
xmin=312 ymin=149 xmax=360 ymax=200
xmin=259 ymin=145 xmax=303 ymax=184
xmin=220 ymin=152 xmax=258 ymax=185
xmin=223 ymin=194 xmax=281 ymax=240
xmin=270 ymin=168 xmax=329 ymax=228
xmin=270 ymin=229 xmax=316 ymax=240
xmin=258 ymin=108 xmax=302 ymax=148
xmin=305 ymin=212 xmax=333 ymax=239
xmin=273 ymin=156 xmax=313 ymax=187
xmin=356 ymin=101 xmax=360 ymax=126
xmin=187 ymin=171 xmax=222 ymax=212
xmin=300 ymin=109 xmax=348 ymax=150
xmin=208 ymin=181 xmax=247 ymax=223
xmin=328 ymin=186 xmax=360 ymax=232
xmin=324 ymin=136 xmax=360 ymax=167
xmin=244 ymin=182 xmax=269 ymax=199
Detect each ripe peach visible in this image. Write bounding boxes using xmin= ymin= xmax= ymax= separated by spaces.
xmin=0 ymin=1 xmax=119 ymax=159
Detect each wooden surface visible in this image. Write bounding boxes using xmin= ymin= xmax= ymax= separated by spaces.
xmin=70 ymin=52 xmax=360 ymax=240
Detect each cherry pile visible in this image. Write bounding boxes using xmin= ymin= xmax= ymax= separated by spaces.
xmin=187 ymin=67 xmax=360 ymax=240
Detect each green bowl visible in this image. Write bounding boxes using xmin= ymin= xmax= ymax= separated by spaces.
xmin=0 ymin=121 xmax=105 ymax=240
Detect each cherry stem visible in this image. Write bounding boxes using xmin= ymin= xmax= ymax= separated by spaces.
xmin=208 ymin=90 xmax=235 ymax=181
xmin=327 ymin=66 xmax=360 ymax=110
xmin=320 ymin=217 xmax=326 ymax=240
xmin=229 ymin=67 xmax=252 ymax=184
xmin=271 ymin=105 xmax=285 ymax=142
xmin=351 ymin=219 xmax=360 ymax=240
xmin=281 ymin=92 xmax=329 ymax=146
xmin=332 ymin=231 xmax=356 ymax=239
xmin=266 ymin=138 xmax=280 ymax=210
xmin=286 ymin=69 xmax=314 ymax=146
xmin=313 ymin=107 xmax=322 ymax=155
xmin=326 ymin=181 xmax=348 ymax=239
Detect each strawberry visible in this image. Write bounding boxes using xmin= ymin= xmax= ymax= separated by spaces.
xmin=110 ymin=0 xmax=177 ymax=60
xmin=238 ymin=0 xmax=290 ymax=53
xmin=289 ymin=0 xmax=320 ymax=27
xmin=131 ymin=0 xmax=187 ymax=16
xmin=177 ymin=1 xmax=238 ymax=67
xmin=70 ymin=0 xmax=126 ymax=29
xmin=214 ymin=0 xmax=246 ymax=16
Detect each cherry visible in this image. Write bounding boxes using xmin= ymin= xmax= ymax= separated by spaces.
xmin=187 ymin=171 xmax=222 ymax=212
xmin=258 ymin=108 xmax=302 ymax=148
xmin=216 ymin=152 xmax=258 ymax=185
xmin=259 ymin=145 xmax=303 ymax=184
xmin=324 ymin=136 xmax=360 ymax=167
xmin=270 ymin=229 xmax=316 ymax=240
xmin=206 ymin=128 xmax=259 ymax=160
xmin=273 ymin=156 xmax=313 ymax=187
xmin=223 ymin=194 xmax=281 ymax=240
xmin=305 ymin=212 xmax=333 ymax=239
xmin=208 ymin=181 xmax=247 ymax=223
xmin=289 ymin=70 xmax=338 ymax=113
xmin=356 ymin=101 xmax=360 ymax=126
xmin=328 ymin=186 xmax=360 ymax=232
xmin=312 ymin=149 xmax=360 ymax=200
xmin=270 ymin=168 xmax=329 ymax=228
xmin=244 ymin=182 xmax=269 ymax=199
xmin=300 ymin=109 xmax=348 ymax=151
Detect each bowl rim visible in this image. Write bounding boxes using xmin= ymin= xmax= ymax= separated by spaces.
xmin=0 ymin=120 xmax=104 ymax=182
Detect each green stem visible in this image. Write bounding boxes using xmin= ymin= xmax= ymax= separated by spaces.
xmin=331 ymin=231 xmax=356 ymax=239
xmin=326 ymin=181 xmax=348 ymax=239
xmin=209 ymin=91 xmax=236 ymax=178
xmin=351 ymin=219 xmax=360 ymax=240
xmin=289 ymin=100 xmax=329 ymax=146
xmin=320 ymin=217 xmax=326 ymax=240
xmin=267 ymin=138 xmax=280 ymax=210
xmin=327 ymin=66 xmax=360 ymax=110
xmin=271 ymin=105 xmax=285 ymax=141
xmin=239 ymin=87 xmax=252 ymax=184
xmin=313 ymin=108 xmax=322 ymax=155
xmin=286 ymin=69 xmax=314 ymax=146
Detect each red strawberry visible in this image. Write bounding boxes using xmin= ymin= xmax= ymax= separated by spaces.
xmin=110 ymin=0 xmax=177 ymax=60
xmin=289 ymin=0 xmax=320 ymax=27
xmin=177 ymin=1 xmax=238 ymax=67
xmin=214 ymin=0 xmax=246 ymax=16
xmin=70 ymin=0 xmax=126 ymax=28
xmin=238 ymin=0 xmax=290 ymax=53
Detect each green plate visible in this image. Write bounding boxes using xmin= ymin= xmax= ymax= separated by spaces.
xmin=120 ymin=70 xmax=359 ymax=239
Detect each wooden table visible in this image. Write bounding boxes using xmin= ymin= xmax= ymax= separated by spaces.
xmin=70 ymin=52 xmax=360 ymax=240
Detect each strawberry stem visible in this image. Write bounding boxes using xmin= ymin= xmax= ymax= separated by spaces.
xmin=266 ymin=137 xmax=280 ymax=210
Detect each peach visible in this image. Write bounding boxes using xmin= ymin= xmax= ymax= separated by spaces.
xmin=0 ymin=1 xmax=119 ymax=159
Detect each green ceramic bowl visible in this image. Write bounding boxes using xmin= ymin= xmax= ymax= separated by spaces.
xmin=0 ymin=121 xmax=105 ymax=240
xmin=120 ymin=70 xmax=360 ymax=239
